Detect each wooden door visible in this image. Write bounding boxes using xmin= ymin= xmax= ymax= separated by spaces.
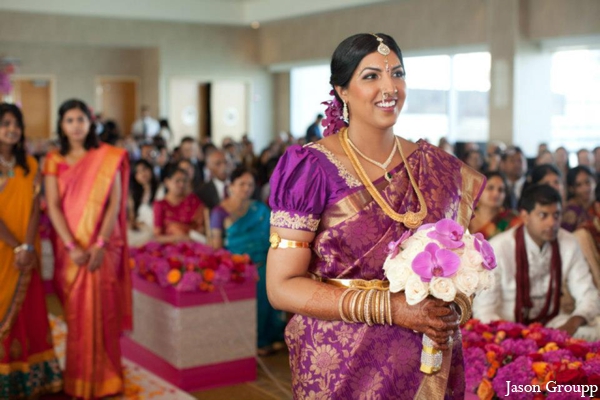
xmin=198 ymin=83 xmax=210 ymax=140
xmin=11 ymin=79 xmax=52 ymax=139
xmin=97 ymin=79 xmax=137 ymax=136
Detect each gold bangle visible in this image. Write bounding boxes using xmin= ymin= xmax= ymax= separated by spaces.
xmin=364 ymin=289 xmax=373 ymax=326
xmin=375 ymin=290 xmax=383 ymax=325
xmin=357 ymin=290 xmax=367 ymax=323
xmin=386 ymin=290 xmax=393 ymax=326
xmin=269 ymin=232 xmax=310 ymax=249
xmin=338 ymin=288 xmax=354 ymax=323
xmin=372 ymin=289 xmax=380 ymax=325
xmin=349 ymin=290 xmax=360 ymax=323
xmin=378 ymin=290 xmax=385 ymax=325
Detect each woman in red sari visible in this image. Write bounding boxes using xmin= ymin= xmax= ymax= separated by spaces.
xmin=44 ymin=99 xmax=130 ymax=399
xmin=0 ymin=103 xmax=62 ymax=398
xmin=469 ymin=171 xmax=520 ymax=240
xmin=153 ymin=166 xmax=205 ymax=243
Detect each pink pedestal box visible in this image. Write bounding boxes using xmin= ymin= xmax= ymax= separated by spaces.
xmin=121 ymin=274 xmax=257 ymax=392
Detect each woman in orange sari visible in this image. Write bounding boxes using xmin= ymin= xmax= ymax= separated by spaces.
xmin=44 ymin=99 xmax=130 ymax=399
xmin=0 ymin=103 xmax=62 ymax=398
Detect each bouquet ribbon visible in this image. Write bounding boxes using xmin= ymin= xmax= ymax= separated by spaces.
xmin=420 ymin=292 xmax=472 ymax=374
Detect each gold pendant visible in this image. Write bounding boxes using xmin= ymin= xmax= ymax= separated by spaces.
xmin=403 ymin=212 xmax=422 ymax=229
xmin=384 ymin=172 xmax=392 ymax=182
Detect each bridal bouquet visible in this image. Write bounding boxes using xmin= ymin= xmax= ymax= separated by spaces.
xmin=383 ymin=218 xmax=497 ymax=374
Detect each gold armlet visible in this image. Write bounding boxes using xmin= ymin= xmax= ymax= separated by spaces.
xmin=269 ymin=232 xmax=310 ymax=249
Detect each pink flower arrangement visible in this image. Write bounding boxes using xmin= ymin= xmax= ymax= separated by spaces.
xmin=129 ymin=242 xmax=257 ymax=293
xmin=462 ymin=319 xmax=600 ymax=399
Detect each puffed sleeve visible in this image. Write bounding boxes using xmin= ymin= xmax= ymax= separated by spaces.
xmin=210 ymin=206 xmax=228 ymax=230
xmin=42 ymin=151 xmax=60 ymax=176
xmin=269 ymin=145 xmax=328 ymax=232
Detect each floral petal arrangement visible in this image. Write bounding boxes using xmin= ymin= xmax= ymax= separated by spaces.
xmin=462 ymin=319 xmax=600 ymax=400
xmin=383 ymin=218 xmax=497 ymax=374
xmin=129 ymin=242 xmax=257 ymax=293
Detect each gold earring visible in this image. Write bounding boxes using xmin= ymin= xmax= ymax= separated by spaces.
xmin=343 ymin=101 xmax=349 ymax=122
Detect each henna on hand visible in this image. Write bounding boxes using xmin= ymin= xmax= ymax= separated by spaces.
xmin=391 ymin=292 xmax=459 ymax=350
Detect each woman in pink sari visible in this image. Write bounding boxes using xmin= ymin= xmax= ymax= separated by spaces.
xmin=44 ymin=99 xmax=130 ymax=399
xmin=266 ymin=34 xmax=485 ymax=399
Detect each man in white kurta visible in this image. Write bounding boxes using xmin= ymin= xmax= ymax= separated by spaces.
xmin=473 ymin=184 xmax=600 ymax=340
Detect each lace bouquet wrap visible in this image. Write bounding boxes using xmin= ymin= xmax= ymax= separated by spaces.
xmin=383 ymin=219 xmax=497 ymax=374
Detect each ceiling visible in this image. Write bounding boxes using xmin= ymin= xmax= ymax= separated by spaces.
xmin=0 ymin=0 xmax=391 ymax=26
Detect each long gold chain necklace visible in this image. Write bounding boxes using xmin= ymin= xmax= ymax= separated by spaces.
xmin=346 ymin=135 xmax=397 ymax=182
xmin=339 ymin=127 xmax=427 ymax=229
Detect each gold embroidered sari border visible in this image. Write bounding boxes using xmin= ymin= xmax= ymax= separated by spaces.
xmin=307 ymin=143 xmax=362 ymax=188
xmin=319 ymin=177 xmax=390 ymax=232
xmin=270 ymin=210 xmax=320 ymax=232
xmin=0 ymin=270 xmax=32 ymax=342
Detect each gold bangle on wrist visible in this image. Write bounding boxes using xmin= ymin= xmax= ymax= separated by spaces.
xmin=338 ymin=288 xmax=355 ymax=323
xmin=269 ymin=232 xmax=310 ymax=249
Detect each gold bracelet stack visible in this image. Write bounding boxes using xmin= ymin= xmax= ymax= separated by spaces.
xmin=338 ymin=288 xmax=393 ymax=326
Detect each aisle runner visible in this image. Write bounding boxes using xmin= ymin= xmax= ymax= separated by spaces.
xmin=49 ymin=315 xmax=194 ymax=400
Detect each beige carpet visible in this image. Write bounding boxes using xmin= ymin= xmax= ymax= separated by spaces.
xmin=49 ymin=314 xmax=194 ymax=400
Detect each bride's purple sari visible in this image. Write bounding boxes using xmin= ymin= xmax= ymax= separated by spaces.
xmin=269 ymin=139 xmax=485 ymax=399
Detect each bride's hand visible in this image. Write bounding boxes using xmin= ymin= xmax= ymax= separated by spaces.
xmin=391 ymin=292 xmax=459 ymax=350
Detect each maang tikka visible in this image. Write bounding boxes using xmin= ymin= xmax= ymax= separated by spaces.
xmin=372 ymin=33 xmax=391 ymax=72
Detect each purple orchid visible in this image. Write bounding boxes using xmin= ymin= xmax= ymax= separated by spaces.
xmin=321 ymin=90 xmax=348 ymax=137
xmin=473 ymin=233 xmax=497 ymax=270
xmin=425 ymin=219 xmax=465 ymax=249
xmin=411 ymin=242 xmax=460 ymax=282
xmin=387 ymin=230 xmax=412 ymax=259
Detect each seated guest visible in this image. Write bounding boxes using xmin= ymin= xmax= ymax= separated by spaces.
xmin=128 ymin=160 xmax=158 ymax=247
xmin=473 ymin=184 xmax=600 ymax=340
xmin=525 ymin=164 xmax=566 ymax=204
xmin=500 ymin=146 xmax=527 ymax=209
xmin=573 ymin=183 xmax=600 ymax=289
xmin=462 ymin=149 xmax=484 ymax=173
xmin=198 ymin=150 xmax=229 ymax=209
xmin=209 ymin=166 xmax=285 ymax=356
xmin=562 ymin=166 xmax=596 ymax=232
xmin=554 ymin=146 xmax=570 ymax=182
xmin=469 ymin=171 xmax=520 ymax=240
xmin=153 ymin=167 xmax=205 ymax=243
xmin=176 ymin=158 xmax=199 ymax=196
xmin=535 ymin=149 xmax=554 ymax=166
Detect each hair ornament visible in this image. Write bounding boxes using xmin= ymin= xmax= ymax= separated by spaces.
xmin=372 ymin=34 xmax=391 ymax=72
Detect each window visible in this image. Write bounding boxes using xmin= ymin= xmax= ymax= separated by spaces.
xmin=550 ymin=49 xmax=600 ymax=152
xmin=396 ymin=52 xmax=490 ymax=145
xmin=290 ymin=65 xmax=330 ymax=138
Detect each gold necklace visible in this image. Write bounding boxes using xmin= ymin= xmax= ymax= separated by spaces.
xmin=346 ymin=135 xmax=397 ymax=182
xmin=339 ymin=128 xmax=427 ymax=229
xmin=0 ymin=155 xmax=15 ymax=178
